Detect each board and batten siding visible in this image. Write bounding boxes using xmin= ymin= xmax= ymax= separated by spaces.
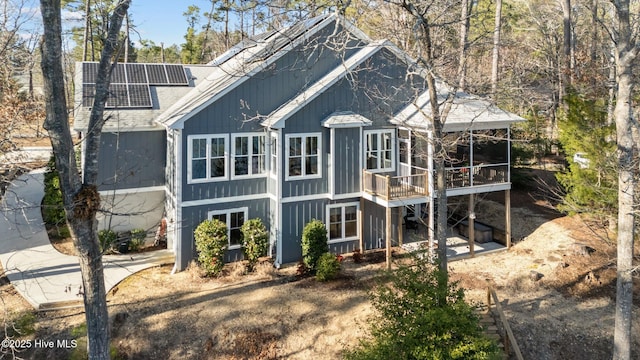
xmin=178 ymin=198 xmax=270 ymax=268
xmin=279 ymin=198 xmax=361 ymax=264
xmin=333 ymin=127 xmax=361 ymax=195
xmin=362 ymin=200 xmax=400 ymax=251
xmin=96 ymin=130 xmax=166 ymax=191
xmin=280 ymin=199 xmax=325 ymax=264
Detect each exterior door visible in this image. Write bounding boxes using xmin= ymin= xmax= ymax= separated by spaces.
xmin=399 ymin=137 xmax=411 ymax=183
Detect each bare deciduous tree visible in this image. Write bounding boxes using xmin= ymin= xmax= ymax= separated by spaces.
xmin=39 ymin=0 xmax=130 ymax=359
xmin=610 ymin=2 xmax=638 ymax=358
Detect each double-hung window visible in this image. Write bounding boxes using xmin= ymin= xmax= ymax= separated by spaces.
xmin=209 ymin=208 xmax=247 ymax=249
xmin=327 ymin=203 xmax=359 ymax=243
xmin=232 ymin=133 xmax=266 ymax=178
xmin=188 ymin=134 xmax=228 ymax=183
xmin=365 ymin=130 xmax=395 ymax=172
xmin=286 ymin=133 xmax=321 ymax=180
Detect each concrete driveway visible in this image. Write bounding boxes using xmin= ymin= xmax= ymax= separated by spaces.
xmin=0 ymin=170 xmax=173 ymax=310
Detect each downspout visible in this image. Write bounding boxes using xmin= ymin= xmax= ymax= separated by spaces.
xmin=275 ymin=127 xmax=283 ymax=268
xmin=171 ymin=128 xmax=183 ymax=274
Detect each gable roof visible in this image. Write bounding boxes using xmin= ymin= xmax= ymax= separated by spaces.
xmin=74 ymin=14 xmax=524 ymax=134
xmin=156 ymin=14 xmax=369 ymax=130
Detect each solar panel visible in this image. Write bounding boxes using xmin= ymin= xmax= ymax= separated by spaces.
xmin=82 ymin=63 xmax=99 ymax=84
xmin=81 ymin=62 xmax=188 ymax=108
xmin=126 ymin=63 xmax=147 ymax=83
xmin=146 ymin=64 xmax=168 ymax=84
xmin=165 ymin=64 xmax=188 ymax=85
xmin=106 ymin=84 xmax=128 ymax=108
xmin=82 ymin=84 xmax=96 ymax=107
xmin=111 ymin=64 xmax=126 ymax=83
xmin=128 ymin=84 xmax=152 ymax=107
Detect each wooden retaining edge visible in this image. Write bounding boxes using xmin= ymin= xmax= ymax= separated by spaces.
xmin=486 ymin=280 xmax=524 ymax=360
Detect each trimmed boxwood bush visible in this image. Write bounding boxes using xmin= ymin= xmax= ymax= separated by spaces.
xmin=315 ymin=252 xmax=341 ymax=281
xmin=129 ymin=228 xmax=146 ymax=252
xmin=194 ymin=219 xmax=228 ymax=276
xmin=301 ymin=219 xmax=328 ymax=271
xmin=241 ymin=218 xmax=269 ymax=272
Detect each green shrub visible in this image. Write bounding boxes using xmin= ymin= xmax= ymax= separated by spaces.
xmin=241 ymin=218 xmax=269 ymax=272
xmin=345 ymin=258 xmax=501 ymax=360
xmin=301 ymin=219 xmax=328 ymax=271
xmin=194 ymin=219 xmax=228 ymax=276
xmin=98 ymin=229 xmax=117 ymax=253
xmin=129 ymin=228 xmax=146 ymax=252
xmin=316 ymin=253 xmax=341 ymax=281
xmin=42 ymin=156 xmax=66 ymax=225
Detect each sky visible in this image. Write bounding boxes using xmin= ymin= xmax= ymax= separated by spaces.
xmin=20 ymin=1 xmax=234 ymax=49
xmin=128 ymin=0 xmax=217 ymax=47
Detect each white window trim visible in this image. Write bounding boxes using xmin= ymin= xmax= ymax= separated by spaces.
xmin=326 ymin=202 xmax=360 ymax=244
xmin=285 ymin=132 xmax=322 ymax=181
xmin=207 ymin=207 xmax=248 ymax=250
xmin=269 ymin=132 xmax=278 ymax=179
xmin=187 ymin=134 xmax=229 ymax=184
xmin=364 ymin=129 xmax=396 ymax=173
xmin=231 ymin=132 xmax=267 ymax=180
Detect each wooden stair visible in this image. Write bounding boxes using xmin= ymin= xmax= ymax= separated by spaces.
xmin=476 ymin=305 xmax=507 ymax=357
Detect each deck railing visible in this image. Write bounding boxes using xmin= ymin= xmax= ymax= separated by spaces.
xmin=362 ymin=170 xmax=429 ymax=200
xmin=445 ymin=163 xmax=508 ymax=188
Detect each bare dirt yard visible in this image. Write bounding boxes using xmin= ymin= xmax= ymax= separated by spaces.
xmin=1 ymin=167 xmax=639 ymax=360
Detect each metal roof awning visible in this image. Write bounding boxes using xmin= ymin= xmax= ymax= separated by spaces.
xmin=321 ymin=111 xmax=372 ymax=128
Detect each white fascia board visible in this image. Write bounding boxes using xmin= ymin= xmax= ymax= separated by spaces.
xmin=261 ymin=41 xmax=384 ymax=129
xmin=165 ymin=15 xmax=340 ymax=130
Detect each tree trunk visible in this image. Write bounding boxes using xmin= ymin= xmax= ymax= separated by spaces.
xmin=457 ymin=0 xmax=471 ymax=92
xmin=39 ymin=1 xmax=130 ymax=359
xmin=399 ymin=1 xmax=451 ymax=276
xmin=491 ymin=0 xmax=502 ymax=100
xmin=124 ymin=10 xmax=129 ymax=63
xmin=561 ymin=0 xmax=572 ymax=98
xmin=612 ymin=1 xmax=637 ymax=359
xmin=82 ymin=0 xmax=91 ymax=61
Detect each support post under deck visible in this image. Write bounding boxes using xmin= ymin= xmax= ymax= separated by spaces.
xmin=386 ymin=206 xmax=391 ymax=270
xmin=359 ymin=197 xmax=365 ymax=253
xmin=398 ymin=207 xmax=403 ymax=246
xmin=506 ymin=189 xmax=512 ymax=248
xmin=469 ymin=193 xmax=475 ymax=257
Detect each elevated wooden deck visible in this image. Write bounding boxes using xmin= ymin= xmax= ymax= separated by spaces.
xmin=362 ymin=170 xmax=429 ymax=205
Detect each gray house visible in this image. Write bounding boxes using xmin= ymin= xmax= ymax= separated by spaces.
xmin=74 ymin=14 xmax=524 ymax=271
